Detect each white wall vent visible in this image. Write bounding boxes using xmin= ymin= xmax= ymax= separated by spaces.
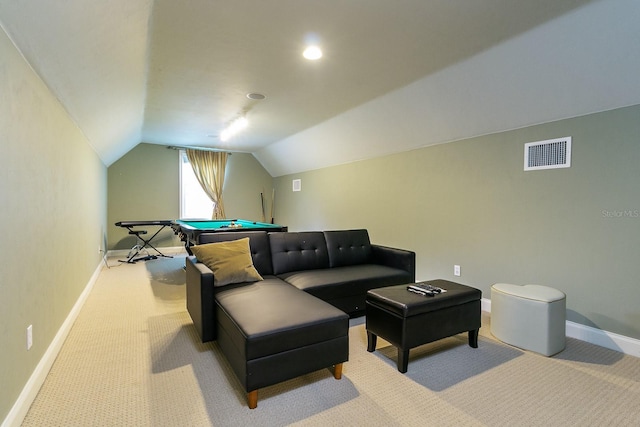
xmin=292 ymin=179 xmax=301 ymax=192
xmin=524 ymin=137 xmax=571 ymax=171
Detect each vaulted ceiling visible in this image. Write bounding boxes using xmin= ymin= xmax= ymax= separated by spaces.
xmin=1 ymin=0 xmax=639 ymax=176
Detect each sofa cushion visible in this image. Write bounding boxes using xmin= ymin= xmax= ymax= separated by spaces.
xmin=215 ymin=279 xmax=348 ymax=360
xmin=278 ymin=264 xmax=412 ymax=301
xmin=191 ymin=238 xmax=263 ymax=287
xmin=198 ymin=231 xmax=273 ymax=276
xmin=269 ymin=231 xmax=330 ymax=275
xmin=324 ymin=229 xmax=372 ymax=268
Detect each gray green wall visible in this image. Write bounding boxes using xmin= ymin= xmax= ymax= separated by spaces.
xmin=107 ymin=145 xmax=274 ymax=250
xmin=107 ymin=143 xmax=181 ymax=250
xmin=273 ymin=105 xmax=640 ymax=340
xmin=0 ymin=28 xmax=107 ymax=420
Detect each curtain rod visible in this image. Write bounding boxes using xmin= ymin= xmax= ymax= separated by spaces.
xmin=166 ymin=145 xmax=232 ymax=154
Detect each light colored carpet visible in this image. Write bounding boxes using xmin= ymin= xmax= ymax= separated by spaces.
xmin=22 ymin=255 xmax=640 ymax=426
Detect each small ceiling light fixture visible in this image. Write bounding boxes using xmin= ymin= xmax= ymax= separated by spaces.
xmin=220 ymin=116 xmax=248 ymax=142
xmin=246 ymin=92 xmax=266 ymax=100
xmin=303 ymin=45 xmax=323 ymax=60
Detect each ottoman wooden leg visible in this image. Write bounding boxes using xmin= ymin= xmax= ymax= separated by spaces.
xmin=367 ymin=331 xmax=377 ymax=352
xmin=248 ymin=390 xmax=258 ymax=409
xmin=398 ymin=348 xmax=409 ymax=373
xmin=469 ymin=329 xmax=479 ymax=348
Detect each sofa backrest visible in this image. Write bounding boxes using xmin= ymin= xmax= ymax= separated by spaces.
xmin=197 ymin=231 xmax=274 ymax=276
xmin=269 ymin=231 xmax=330 ymax=275
xmin=324 ymin=229 xmax=372 ymax=268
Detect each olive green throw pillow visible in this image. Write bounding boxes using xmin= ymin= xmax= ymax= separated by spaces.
xmin=191 ymin=237 xmax=263 ymax=287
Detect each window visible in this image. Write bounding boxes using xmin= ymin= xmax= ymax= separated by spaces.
xmin=180 ymin=150 xmax=214 ymax=219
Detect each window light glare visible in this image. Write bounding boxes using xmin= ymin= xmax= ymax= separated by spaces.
xmin=220 ymin=116 xmax=248 ymax=142
xmin=303 ymin=45 xmax=322 ymax=60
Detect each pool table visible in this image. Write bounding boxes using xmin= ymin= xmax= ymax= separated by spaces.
xmin=172 ymin=219 xmax=288 ymax=253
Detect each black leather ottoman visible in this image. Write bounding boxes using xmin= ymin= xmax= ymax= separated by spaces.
xmin=366 ymin=279 xmax=481 ymax=373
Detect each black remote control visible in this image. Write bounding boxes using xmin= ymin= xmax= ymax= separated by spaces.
xmin=407 ymin=285 xmax=435 ymax=296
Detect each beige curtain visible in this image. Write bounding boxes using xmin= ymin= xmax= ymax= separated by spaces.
xmin=185 ymin=149 xmax=228 ymax=219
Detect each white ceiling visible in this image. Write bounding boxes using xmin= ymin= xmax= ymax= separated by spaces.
xmin=1 ymin=0 xmax=639 ymax=176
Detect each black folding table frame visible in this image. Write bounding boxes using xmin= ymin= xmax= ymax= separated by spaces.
xmin=115 ymin=220 xmax=174 ymax=263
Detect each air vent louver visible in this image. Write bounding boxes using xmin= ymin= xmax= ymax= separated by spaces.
xmin=524 ymin=137 xmax=571 ymax=171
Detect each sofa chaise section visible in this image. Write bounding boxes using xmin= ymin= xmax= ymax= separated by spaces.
xmin=185 ymin=230 xmax=275 ymax=343
xmin=215 ymin=279 xmax=348 ymax=408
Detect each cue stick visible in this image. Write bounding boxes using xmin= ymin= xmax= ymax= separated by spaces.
xmin=270 ymin=188 xmax=275 ymax=224
xmin=260 ymin=192 xmax=266 ymax=222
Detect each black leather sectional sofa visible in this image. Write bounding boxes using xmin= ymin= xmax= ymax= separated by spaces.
xmin=185 ymin=229 xmax=415 ymax=408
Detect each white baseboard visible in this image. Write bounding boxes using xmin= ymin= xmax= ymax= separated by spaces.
xmin=481 ymin=297 xmax=640 ymax=358
xmin=481 ymin=297 xmax=492 ymax=313
xmin=565 ymin=320 xmax=640 ymax=358
xmin=2 ymin=262 xmax=103 ymax=427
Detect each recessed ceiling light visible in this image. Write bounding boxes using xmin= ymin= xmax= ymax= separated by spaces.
xmin=247 ymin=93 xmax=266 ymax=100
xmin=303 ymin=45 xmax=322 ymax=60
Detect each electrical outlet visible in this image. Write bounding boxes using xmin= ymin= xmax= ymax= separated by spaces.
xmin=27 ymin=325 xmax=33 ymax=350
xmin=454 ymin=265 xmax=461 ymax=277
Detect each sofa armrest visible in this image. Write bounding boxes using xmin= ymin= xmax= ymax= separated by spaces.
xmin=186 ymin=255 xmax=217 ymax=342
xmin=371 ymin=245 xmax=416 ymax=283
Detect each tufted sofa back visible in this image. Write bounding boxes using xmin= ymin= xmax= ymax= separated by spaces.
xmin=269 ymin=231 xmax=330 ymax=275
xmin=323 ymin=229 xmax=372 ymax=268
xmin=196 ymin=229 xmax=375 ymax=277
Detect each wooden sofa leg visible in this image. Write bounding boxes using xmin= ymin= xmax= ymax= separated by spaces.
xmin=333 ymin=363 xmax=343 ymax=380
xmin=248 ymin=390 xmax=258 ymax=409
